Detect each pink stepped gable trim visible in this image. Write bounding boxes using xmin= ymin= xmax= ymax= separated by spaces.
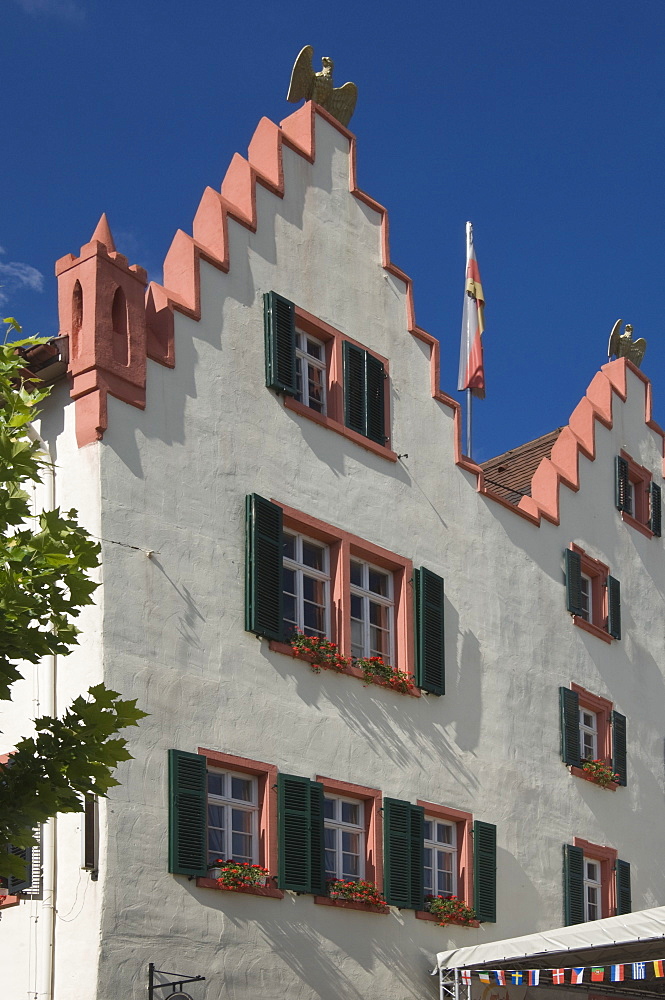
xmin=63 ymin=103 xmax=665 ymax=535
xmin=515 ymin=359 xmax=665 ymax=526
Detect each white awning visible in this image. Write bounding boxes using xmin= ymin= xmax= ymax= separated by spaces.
xmin=436 ymin=906 xmax=665 ymax=971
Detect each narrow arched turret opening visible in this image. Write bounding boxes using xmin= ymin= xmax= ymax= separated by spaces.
xmin=111 ymin=286 xmax=129 ymax=365
xmin=71 ymin=281 xmax=83 ymax=359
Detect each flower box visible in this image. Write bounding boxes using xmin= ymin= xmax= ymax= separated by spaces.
xmin=425 ymin=895 xmax=477 ymax=927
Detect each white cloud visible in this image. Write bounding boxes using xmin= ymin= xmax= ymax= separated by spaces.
xmin=0 ymin=259 xmax=44 ymax=307
xmin=13 ymin=0 xmax=84 ymax=21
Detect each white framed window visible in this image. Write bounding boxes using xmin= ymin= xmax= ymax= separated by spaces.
xmin=207 ymin=769 xmax=259 ymax=866
xmin=324 ymin=796 xmax=364 ymax=882
xmin=283 ymin=532 xmax=330 ymax=640
xmin=579 ymin=708 xmax=598 ymax=760
xmin=423 ymin=818 xmax=457 ymax=898
xmin=295 ymin=331 xmax=326 ymax=414
xmin=579 ymin=574 xmax=591 ymax=622
xmin=583 ymin=857 xmax=602 ymax=920
xmin=350 ymin=559 xmax=394 ymax=663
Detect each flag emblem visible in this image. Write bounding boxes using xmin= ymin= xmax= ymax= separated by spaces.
xmin=462 ymin=971 xmax=472 ymax=986
xmin=479 ymin=972 xmax=491 ymax=983
xmin=571 ymin=968 xmax=585 ymax=984
xmin=653 ymin=961 xmax=664 ymax=978
xmin=632 ymin=964 xmax=646 ymax=980
xmin=552 ymin=969 xmax=565 ymax=984
xmin=528 ymin=971 xmax=540 ymax=986
xmin=494 ymin=971 xmax=506 ymax=985
xmin=591 ymin=968 xmax=605 ymax=981
xmin=510 ymin=972 xmax=523 ymax=985
xmin=611 ymin=966 xmax=624 ymax=982
xmin=458 ymin=222 xmax=486 ymax=399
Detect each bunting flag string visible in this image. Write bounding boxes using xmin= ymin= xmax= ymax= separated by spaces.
xmin=453 ymin=959 xmax=665 ymax=986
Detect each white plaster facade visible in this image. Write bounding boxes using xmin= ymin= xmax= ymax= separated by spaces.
xmin=2 ymin=104 xmax=665 ymax=1000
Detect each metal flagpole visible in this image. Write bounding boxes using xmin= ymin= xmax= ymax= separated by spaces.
xmin=466 ymin=387 xmax=472 ymax=458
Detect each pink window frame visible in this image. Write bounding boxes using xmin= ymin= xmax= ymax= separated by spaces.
xmin=570 ymin=544 xmax=613 ymax=644
xmin=314 ymin=776 xmax=387 ymax=914
xmin=619 ymin=450 xmax=653 ymax=538
xmin=573 ymin=837 xmax=618 ymax=918
xmin=283 ymin=305 xmax=398 ymax=463
xmin=415 ymin=802 xmax=479 ymax=926
xmin=570 ymin=683 xmax=617 ymax=790
xmin=270 ymin=502 xmax=416 ymax=688
xmin=195 ymin=748 xmax=283 ymax=899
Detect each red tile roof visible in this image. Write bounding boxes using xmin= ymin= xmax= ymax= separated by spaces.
xmin=480 ymin=428 xmax=563 ymax=506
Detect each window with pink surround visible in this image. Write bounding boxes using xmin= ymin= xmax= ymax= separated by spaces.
xmin=415 ymin=801 xmax=477 ymax=925
xmin=195 ymin=749 xmax=282 ymax=898
xmin=272 ymin=502 xmax=414 ymax=682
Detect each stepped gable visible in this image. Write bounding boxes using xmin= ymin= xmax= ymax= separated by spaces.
xmin=507 ymin=359 xmax=665 ymax=525
xmin=480 ymin=429 xmax=563 ymax=506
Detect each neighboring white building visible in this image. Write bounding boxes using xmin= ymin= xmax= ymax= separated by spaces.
xmin=2 ymin=100 xmax=665 ymax=1000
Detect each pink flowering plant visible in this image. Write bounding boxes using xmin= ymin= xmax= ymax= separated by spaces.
xmin=208 ymin=859 xmax=271 ymax=889
xmin=426 ymin=895 xmax=477 ymax=926
xmin=582 ymin=759 xmax=620 ymax=788
xmin=290 ymin=632 xmax=347 ymax=673
xmin=356 ymin=656 xmax=414 ymax=695
xmin=327 ymin=878 xmax=387 ymax=907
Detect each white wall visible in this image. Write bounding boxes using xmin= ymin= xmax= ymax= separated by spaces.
xmin=2 ymin=110 xmax=664 ymax=1000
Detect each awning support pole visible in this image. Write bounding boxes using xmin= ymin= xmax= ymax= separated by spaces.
xmin=439 ymin=968 xmax=459 ymax=1000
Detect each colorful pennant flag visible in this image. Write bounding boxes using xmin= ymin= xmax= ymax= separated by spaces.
xmin=528 ymin=971 xmax=540 ymax=986
xmin=571 ymin=968 xmax=585 ymax=984
xmin=462 ymin=971 xmax=472 ymax=986
xmin=494 ymin=971 xmax=506 ymax=985
xmin=611 ymin=966 xmax=624 ymax=982
xmin=510 ymin=972 xmax=524 ymax=985
xmin=552 ymin=969 xmax=566 ymax=984
xmin=479 ymin=972 xmax=491 ymax=983
xmin=591 ymin=968 xmax=605 ymax=981
xmin=653 ymin=961 xmax=664 ymax=978
xmin=632 ymin=963 xmax=646 ymax=980
xmin=458 ymin=222 xmax=486 ymax=399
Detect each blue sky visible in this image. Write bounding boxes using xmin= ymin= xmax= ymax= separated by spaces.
xmin=3 ymin=0 xmax=664 ymax=461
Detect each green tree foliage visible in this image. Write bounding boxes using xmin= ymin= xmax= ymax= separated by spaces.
xmin=0 ymin=322 xmax=146 ymax=879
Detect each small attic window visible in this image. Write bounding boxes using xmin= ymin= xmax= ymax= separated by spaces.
xmin=615 ymin=453 xmax=661 ymax=538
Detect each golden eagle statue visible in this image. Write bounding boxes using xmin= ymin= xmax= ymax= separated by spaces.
xmin=607 ymin=319 xmax=647 ymax=369
xmin=287 ymin=46 xmax=358 ymax=127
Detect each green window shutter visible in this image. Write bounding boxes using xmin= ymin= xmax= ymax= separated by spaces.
xmin=563 ymin=843 xmax=584 ymax=925
xmin=607 ymin=575 xmax=621 ymax=639
xmin=414 ymin=567 xmax=445 ymax=695
xmin=383 ymin=797 xmax=415 ymax=908
xmin=473 ymin=820 xmax=497 ymax=922
xmin=168 ymin=749 xmax=207 ymax=877
xmin=1 ymin=845 xmax=33 ymax=893
xmin=560 ymin=687 xmax=581 ymax=767
xmin=343 ymin=340 xmax=366 ymax=435
xmin=612 ymin=710 xmax=627 ymax=786
xmin=264 ymin=291 xmax=297 ymax=396
xmin=365 ymin=353 xmax=386 ymax=444
xmin=408 ymin=804 xmax=425 ymax=910
xmin=615 ymin=456 xmax=631 ymax=513
xmin=565 ymin=549 xmax=583 ymax=616
xmin=650 ymin=482 xmax=661 ymax=536
xmin=277 ymin=774 xmax=324 ymax=893
xmin=309 ymin=781 xmax=326 ymax=896
xmin=616 ymin=859 xmax=632 ymax=915
xmin=245 ymin=494 xmax=284 ymax=641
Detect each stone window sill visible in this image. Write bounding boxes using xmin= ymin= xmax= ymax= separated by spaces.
xmin=416 ymin=909 xmax=480 ymax=928
xmin=314 ymin=895 xmax=389 ymax=914
xmin=196 ymin=876 xmax=284 ymax=898
xmin=570 ymin=766 xmax=618 ymax=791
xmin=621 ymin=511 xmax=654 ymax=539
xmin=268 ymin=641 xmax=420 ymax=697
xmin=284 ymin=396 xmax=398 ymax=463
xmin=573 ymin=616 xmax=613 ymax=644
xmin=0 ymin=895 xmax=21 ymax=909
